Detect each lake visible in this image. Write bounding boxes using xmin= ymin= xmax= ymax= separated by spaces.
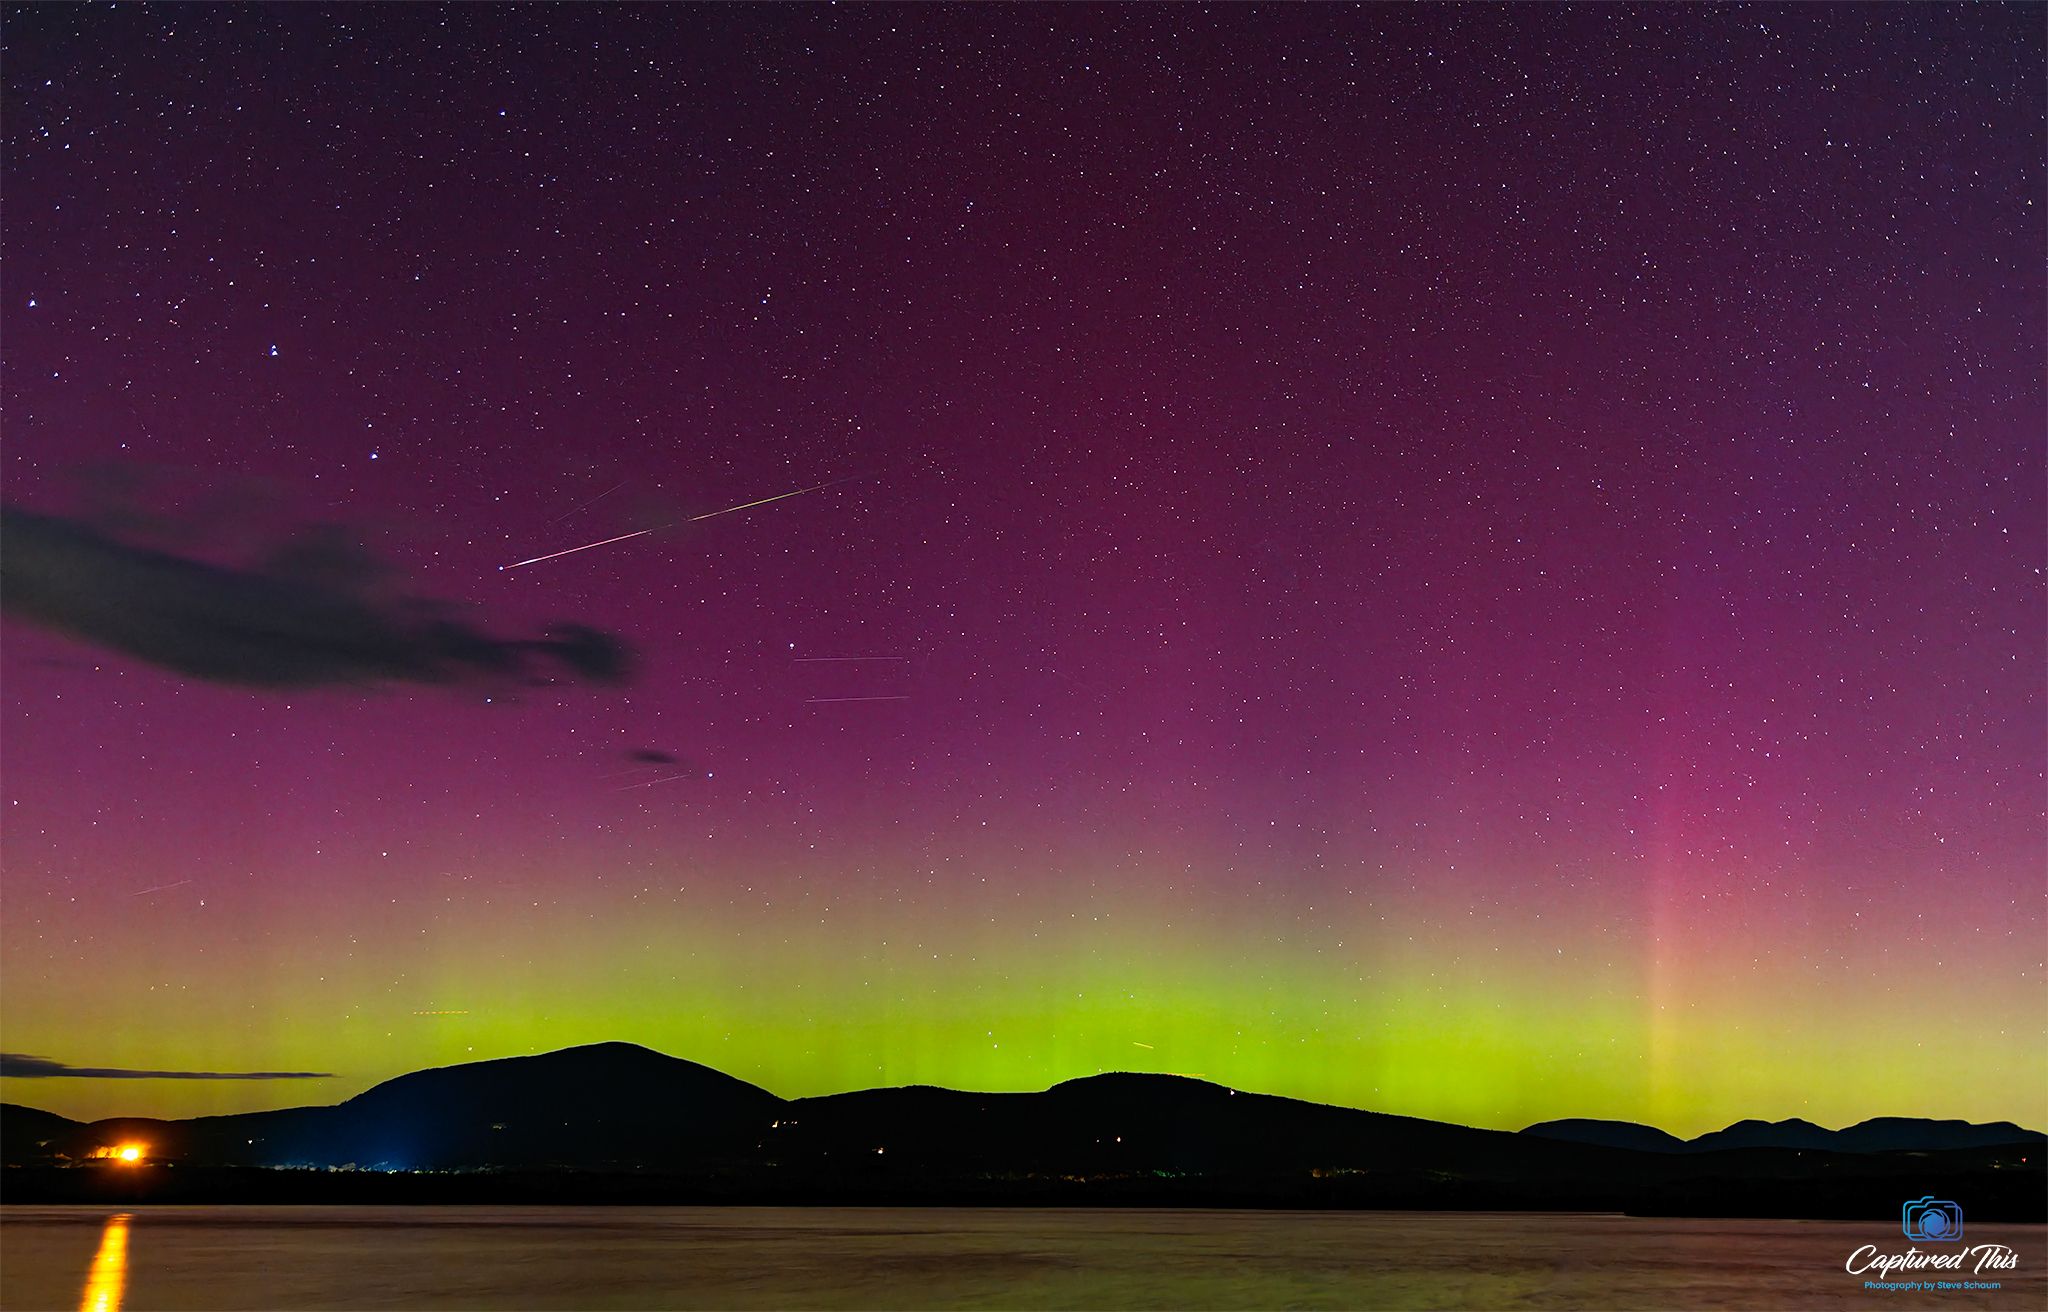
xmin=4 ymin=1206 xmax=2043 ymax=1310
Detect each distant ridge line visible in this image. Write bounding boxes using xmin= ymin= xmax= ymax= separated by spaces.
xmin=7 ymin=1041 xmax=2041 ymax=1154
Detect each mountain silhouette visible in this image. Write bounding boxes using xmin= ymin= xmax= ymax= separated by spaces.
xmin=1521 ymin=1114 xmax=2038 ymax=1155
xmin=5 ymin=1043 xmax=780 ymax=1171
xmin=1832 ymin=1117 xmax=2043 ymax=1153
xmin=774 ymin=1072 xmax=1625 ymax=1177
xmin=1686 ymin=1117 xmax=1841 ymax=1153
xmin=0 ymin=1103 xmax=79 ymax=1164
xmin=1520 ymin=1118 xmax=1690 ymax=1153
xmin=5 ymin=1044 xmax=2043 ymax=1218
xmin=327 ymin=1041 xmax=780 ymax=1168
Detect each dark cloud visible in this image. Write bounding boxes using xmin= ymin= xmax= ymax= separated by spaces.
xmin=628 ymin=748 xmax=679 ymax=765
xmin=1 ymin=1053 xmax=332 ymax=1080
xmin=0 ymin=506 xmax=631 ymax=690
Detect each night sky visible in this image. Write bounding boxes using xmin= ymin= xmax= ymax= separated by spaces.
xmin=3 ymin=4 xmax=2041 ymax=1137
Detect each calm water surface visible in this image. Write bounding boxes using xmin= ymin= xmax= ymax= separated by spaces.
xmin=4 ymin=1206 xmax=2043 ymax=1311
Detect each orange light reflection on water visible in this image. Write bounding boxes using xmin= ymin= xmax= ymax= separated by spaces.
xmin=78 ymin=1212 xmax=131 ymax=1312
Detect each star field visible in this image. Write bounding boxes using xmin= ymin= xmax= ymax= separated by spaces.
xmin=2 ymin=5 xmax=2041 ymax=1135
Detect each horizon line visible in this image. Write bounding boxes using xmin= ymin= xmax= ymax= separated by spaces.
xmin=5 ymin=1039 xmax=2041 ymax=1141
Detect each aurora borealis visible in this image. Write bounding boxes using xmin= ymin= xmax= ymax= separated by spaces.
xmin=2 ymin=5 xmax=2042 ymax=1139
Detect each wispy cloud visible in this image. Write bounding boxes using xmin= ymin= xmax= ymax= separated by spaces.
xmin=1 ymin=506 xmax=631 ymax=690
xmin=0 ymin=1053 xmax=332 ymax=1081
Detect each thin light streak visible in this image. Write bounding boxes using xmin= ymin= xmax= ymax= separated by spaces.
xmin=682 ymin=477 xmax=851 ymax=523
xmin=549 ymin=480 xmax=626 ymax=524
xmin=790 ymin=656 xmax=910 ymax=663
xmin=804 ymin=695 xmax=910 ymax=703
xmin=502 ymin=478 xmax=853 ymax=570
xmin=128 ymin=880 xmax=193 ymax=897
xmin=613 ymin=772 xmax=697 ymax=791
xmin=610 ymin=769 xmax=700 ymax=785
xmin=500 ymin=528 xmax=653 ymax=571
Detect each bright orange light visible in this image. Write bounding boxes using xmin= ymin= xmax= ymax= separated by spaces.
xmin=117 ymin=1146 xmax=141 ymax=1163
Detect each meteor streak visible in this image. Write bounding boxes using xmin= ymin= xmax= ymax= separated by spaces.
xmin=683 ymin=478 xmax=851 ymax=523
xmin=501 ymin=528 xmax=653 ymax=571
xmin=502 ymin=478 xmax=853 ymax=570
xmin=612 ymin=771 xmax=697 ymax=790
xmin=549 ymin=480 xmax=626 ymax=524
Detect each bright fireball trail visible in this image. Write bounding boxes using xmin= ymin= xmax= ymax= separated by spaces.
xmin=500 ymin=478 xmax=854 ymax=571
